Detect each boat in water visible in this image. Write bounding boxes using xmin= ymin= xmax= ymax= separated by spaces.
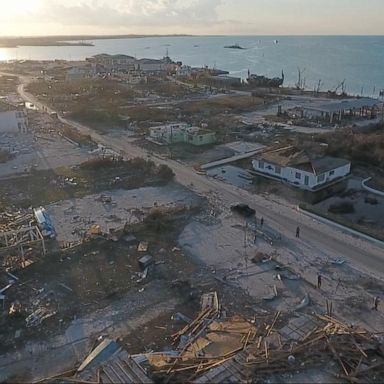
xmin=224 ymin=43 xmax=245 ymax=49
xmin=247 ymin=70 xmax=284 ymax=87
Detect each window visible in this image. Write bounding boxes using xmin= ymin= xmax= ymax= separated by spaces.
xmin=199 ymin=135 xmax=203 ymax=141
xmin=275 ymin=166 xmax=281 ymax=174
xmin=329 ymin=170 xmax=335 ymax=176
xmin=259 ymin=161 xmax=264 ymax=169
xmin=295 ymin=172 xmax=301 ymax=179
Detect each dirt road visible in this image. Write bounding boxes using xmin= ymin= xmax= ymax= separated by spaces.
xmin=16 ymin=77 xmax=384 ymax=280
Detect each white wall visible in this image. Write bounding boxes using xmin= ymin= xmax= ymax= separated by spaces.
xmin=0 ymin=110 xmax=28 ymax=133
xmin=136 ymin=62 xmax=165 ymax=72
xmin=284 ymin=166 xmax=316 ymax=188
xmin=252 ymin=160 xmax=350 ymax=190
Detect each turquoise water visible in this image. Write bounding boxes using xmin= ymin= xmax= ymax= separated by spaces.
xmin=1 ymin=35 xmax=383 ymax=96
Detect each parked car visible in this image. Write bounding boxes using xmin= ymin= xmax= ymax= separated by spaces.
xmin=230 ymin=203 xmax=255 ymax=217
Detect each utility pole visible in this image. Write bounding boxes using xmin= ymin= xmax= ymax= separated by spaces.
xmin=244 ymin=220 xmax=248 ymax=275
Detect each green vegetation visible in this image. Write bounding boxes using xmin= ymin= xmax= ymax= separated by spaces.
xmin=180 ymin=95 xmax=266 ymax=115
xmin=68 ymin=109 xmax=126 ymax=131
xmin=0 ymin=75 xmax=18 ymax=94
xmin=27 ymin=79 xmax=137 ymax=118
xmin=321 ymin=127 xmax=384 ymax=168
xmin=62 ymin=125 xmax=95 ymax=146
xmin=0 ymin=150 xmax=13 ymax=163
xmin=0 ymin=158 xmax=175 ymax=207
xmin=126 ymin=106 xmax=177 ymax=122
xmin=300 ymin=203 xmax=384 ymax=242
xmin=136 ymin=79 xmax=196 ymax=98
xmin=328 ymin=201 xmax=355 ymax=214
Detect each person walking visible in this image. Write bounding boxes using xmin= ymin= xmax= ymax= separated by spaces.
xmin=373 ymin=296 xmax=380 ymax=311
xmin=296 ymin=226 xmax=300 ymax=238
xmin=317 ymin=274 xmax=322 ymax=289
xmin=260 ymin=217 xmax=264 ymax=228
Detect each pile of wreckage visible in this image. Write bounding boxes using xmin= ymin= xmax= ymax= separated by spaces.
xmin=0 ymin=209 xmax=33 ymax=233
xmin=38 ymin=292 xmax=384 ymax=384
xmin=0 ymin=209 xmax=46 ymax=271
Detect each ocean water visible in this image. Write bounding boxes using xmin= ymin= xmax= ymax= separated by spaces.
xmin=1 ymin=35 xmax=383 ymax=96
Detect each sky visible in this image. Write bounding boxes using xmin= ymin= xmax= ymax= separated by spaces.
xmin=0 ymin=0 xmax=383 ymax=36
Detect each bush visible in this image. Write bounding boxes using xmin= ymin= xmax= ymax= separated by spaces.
xmin=79 ymin=157 xmax=120 ymax=170
xmin=157 ymin=164 xmax=175 ymax=181
xmin=328 ymin=201 xmax=355 ymax=214
xmin=364 ymin=197 xmax=378 ymax=205
xmin=143 ymin=209 xmax=173 ymax=233
xmin=0 ymin=150 xmax=13 ymax=163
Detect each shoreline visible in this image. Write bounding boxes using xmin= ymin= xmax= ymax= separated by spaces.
xmin=0 ymin=34 xmax=191 ymax=48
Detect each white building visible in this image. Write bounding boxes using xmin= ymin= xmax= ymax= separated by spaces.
xmin=175 ymin=65 xmax=192 ymax=78
xmin=252 ymin=146 xmax=350 ymax=190
xmin=149 ymin=123 xmax=190 ymax=144
xmin=66 ymin=66 xmax=93 ymax=81
xmin=88 ymin=54 xmax=136 ymax=72
xmin=135 ymin=58 xmax=166 ymax=73
xmin=149 ymin=123 xmax=216 ymax=146
xmin=0 ymin=110 xmax=28 ymax=133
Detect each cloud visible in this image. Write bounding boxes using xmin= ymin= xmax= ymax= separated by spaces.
xmin=31 ymin=0 xmax=223 ymax=29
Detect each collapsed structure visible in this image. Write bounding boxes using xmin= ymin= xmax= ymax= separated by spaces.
xmin=149 ymin=123 xmax=216 ymax=146
xmin=38 ymin=292 xmax=384 ymax=384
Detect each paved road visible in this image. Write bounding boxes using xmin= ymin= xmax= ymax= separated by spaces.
xmin=16 ymin=77 xmax=384 ymax=279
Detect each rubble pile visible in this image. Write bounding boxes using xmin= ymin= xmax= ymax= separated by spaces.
xmin=148 ymin=298 xmax=384 ymax=383
xmin=0 ymin=209 xmax=33 ymax=233
xmin=43 ymin=292 xmax=384 ymax=383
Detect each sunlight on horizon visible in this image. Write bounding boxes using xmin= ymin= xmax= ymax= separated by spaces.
xmin=1 ymin=0 xmax=40 ymax=15
xmin=0 ymin=49 xmax=11 ymax=61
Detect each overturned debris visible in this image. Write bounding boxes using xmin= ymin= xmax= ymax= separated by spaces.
xmin=148 ymin=294 xmax=384 ymax=383
xmin=34 ymin=293 xmax=384 ymax=384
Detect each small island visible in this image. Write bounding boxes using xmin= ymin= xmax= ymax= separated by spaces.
xmin=224 ymin=43 xmax=246 ymax=49
xmin=0 ymin=34 xmax=190 ymax=48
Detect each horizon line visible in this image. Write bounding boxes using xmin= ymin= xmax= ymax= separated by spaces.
xmin=0 ymin=33 xmax=383 ymax=39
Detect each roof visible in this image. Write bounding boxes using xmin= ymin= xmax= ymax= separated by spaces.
xmin=193 ymin=350 xmax=248 ymax=383
xmin=258 ymin=146 xmax=310 ymax=167
xmin=77 ymin=339 xmax=153 ymax=384
xmin=258 ymin=146 xmax=350 ymax=175
xmin=99 ymin=350 xmax=153 ymax=384
xmin=78 ymin=339 xmax=120 ymax=373
xmin=310 ymin=156 xmax=350 ymax=174
xmin=303 ymin=98 xmax=379 ymax=113
xmin=137 ymin=58 xmax=164 ymax=64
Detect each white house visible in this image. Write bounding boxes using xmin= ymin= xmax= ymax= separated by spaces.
xmin=252 ymin=146 xmax=350 ymax=190
xmin=88 ymin=54 xmax=136 ymax=72
xmin=149 ymin=123 xmax=190 ymax=144
xmin=66 ymin=66 xmax=93 ymax=81
xmin=0 ymin=110 xmax=28 ymax=133
xmin=149 ymin=123 xmax=216 ymax=146
xmin=175 ymin=65 xmax=192 ymax=78
xmin=135 ymin=58 xmax=166 ymax=73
